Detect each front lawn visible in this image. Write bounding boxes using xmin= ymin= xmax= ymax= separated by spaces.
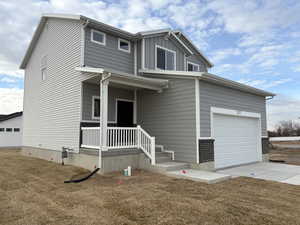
xmin=0 ymin=149 xmax=299 ymax=225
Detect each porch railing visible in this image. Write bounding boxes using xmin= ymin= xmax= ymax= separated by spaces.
xmin=81 ymin=125 xmax=156 ymax=164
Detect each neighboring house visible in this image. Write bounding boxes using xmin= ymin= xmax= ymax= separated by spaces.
xmin=0 ymin=112 xmax=23 ymax=148
xmin=20 ymin=14 xmax=275 ymax=173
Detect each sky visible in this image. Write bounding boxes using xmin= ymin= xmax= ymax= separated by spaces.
xmin=0 ymin=0 xmax=300 ymax=130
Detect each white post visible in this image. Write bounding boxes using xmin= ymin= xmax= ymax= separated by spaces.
xmin=100 ymin=79 xmax=109 ymax=152
xmin=151 ymin=137 xmax=156 ymax=165
xmin=137 ymin=125 xmax=141 ymax=148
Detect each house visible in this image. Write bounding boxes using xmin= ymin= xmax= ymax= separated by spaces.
xmin=0 ymin=112 xmax=23 ymax=148
xmin=20 ymin=14 xmax=275 ymax=173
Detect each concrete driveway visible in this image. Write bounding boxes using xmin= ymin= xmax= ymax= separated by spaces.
xmin=218 ymin=162 xmax=300 ymax=185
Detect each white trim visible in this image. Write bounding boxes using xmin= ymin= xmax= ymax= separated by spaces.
xmin=211 ymin=107 xmax=261 ymax=119
xmin=81 ymin=144 xmax=99 ymax=149
xmin=170 ymin=32 xmax=193 ymax=55
xmin=81 ymin=120 xmax=117 ymax=124
xmin=139 ymin=69 xmax=275 ymax=97
xmin=142 ymin=39 xmax=145 ymax=69
xmin=92 ymin=96 xmax=100 ymax=120
xmin=210 ymin=106 xmax=263 ymax=164
xmin=195 ymin=78 xmax=200 ymax=164
xmin=155 ymin=45 xmax=176 ymax=71
xmin=118 ymin=38 xmax=131 ymax=53
xmin=75 ymin=67 xmax=104 ymax=74
xmin=91 ymin=29 xmax=106 ymax=46
xmin=138 ymin=28 xmax=171 ymax=36
xmin=187 ymin=61 xmax=200 ymax=72
xmin=115 ymin=98 xmax=135 ymax=125
xmin=262 ymin=136 xmax=269 ymax=138
xmin=199 ymin=137 xmax=214 ymax=140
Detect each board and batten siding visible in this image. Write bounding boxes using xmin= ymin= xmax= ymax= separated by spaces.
xmin=137 ymin=78 xmax=197 ymax=163
xmin=186 ymin=54 xmax=207 ymax=72
xmin=82 ymin=82 xmax=134 ymax=122
xmin=23 ymin=18 xmax=94 ymax=152
xmin=199 ymin=80 xmax=267 ymax=137
xmin=144 ymin=36 xmax=185 ymax=71
xmin=84 ymin=27 xmax=134 ymax=74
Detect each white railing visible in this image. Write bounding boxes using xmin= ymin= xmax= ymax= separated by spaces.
xmin=81 ymin=125 xmax=156 ymax=164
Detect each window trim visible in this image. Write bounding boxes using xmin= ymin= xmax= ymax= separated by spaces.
xmin=187 ymin=61 xmax=200 ymax=72
xmin=91 ymin=29 xmax=106 ymax=46
xmin=118 ymin=38 xmax=131 ymax=53
xmin=155 ymin=45 xmax=176 ymax=71
xmin=92 ymin=96 xmax=101 ymax=120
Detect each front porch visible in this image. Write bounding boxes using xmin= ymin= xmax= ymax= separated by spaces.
xmin=77 ymin=67 xmax=169 ymax=166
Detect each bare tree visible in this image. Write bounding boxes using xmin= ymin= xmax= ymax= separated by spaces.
xmin=272 ymin=120 xmax=300 ymax=137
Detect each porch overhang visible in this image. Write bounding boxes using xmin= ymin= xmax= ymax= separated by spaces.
xmin=75 ymin=67 xmax=168 ymax=92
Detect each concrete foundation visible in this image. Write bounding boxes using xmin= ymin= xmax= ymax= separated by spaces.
xmin=262 ymin=153 xmax=269 ymax=162
xmin=22 ymin=146 xmax=152 ymax=174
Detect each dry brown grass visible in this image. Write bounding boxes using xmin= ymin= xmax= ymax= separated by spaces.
xmin=1 ymin=149 xmax=300 ymax=225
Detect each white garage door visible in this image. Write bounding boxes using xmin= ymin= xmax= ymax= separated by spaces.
xmin=213 ymin=113 xmax=260 ymax=169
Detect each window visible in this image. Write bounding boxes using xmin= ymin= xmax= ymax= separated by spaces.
xmin=156 ymin=46 xmax=176 ymax=70
xmin=14 ymin=128 xmax=20 ymax=132
xmin=92 ymin=96 xmax=101 ymax=119
xmin=91 ymin=29 xmax=106 ymax=45
xmin=0 ymin=128 xmax=4 ymax=132
xmin=6 ymin=128 xmax=12 ymax=132
xmin=41 ymin=68 xmax=47 ymax=81
xmin=187 ymin=62 xmax=200 ymax=72
xmin=118 ymin=38 xmax=131 ymax=53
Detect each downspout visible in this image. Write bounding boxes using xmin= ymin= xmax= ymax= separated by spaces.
xmin=81 ymin=19 xmax=89 ymax=67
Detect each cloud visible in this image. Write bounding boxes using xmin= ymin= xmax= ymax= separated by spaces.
xmin=267 ymin=95 xmax=300 ymax=131
xmin=210 ymin=48 xmax=241 ymax=64
xmin=0 ymin=88 xmax=23 ymax=114
xmin=238 ymin=78 xmax=292 ymax=89
xmin=0 ymin=77 xmax=18 ymax=83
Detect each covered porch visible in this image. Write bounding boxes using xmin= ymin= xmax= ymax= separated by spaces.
xmin=76 ymin=67 xmax=168 ymax=165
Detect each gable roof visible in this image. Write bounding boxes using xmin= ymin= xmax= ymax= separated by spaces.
xmin=20 ymin=13 xmax=213 ymax=69
xmin=0 ymin=112 xmax=23 ymax=123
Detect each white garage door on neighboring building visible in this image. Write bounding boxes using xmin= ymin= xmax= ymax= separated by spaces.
xmin=0 ymin=112 xmax=23 ymax=148
xmin=212 ymin=107 xmax=262 ymax=169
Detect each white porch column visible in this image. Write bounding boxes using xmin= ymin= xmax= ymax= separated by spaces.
xmin=100 ymin=79 xmax=109 ymax=152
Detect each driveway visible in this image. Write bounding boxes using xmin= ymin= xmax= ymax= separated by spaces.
xmin=218 ymin=162 xmax=300 ymax=185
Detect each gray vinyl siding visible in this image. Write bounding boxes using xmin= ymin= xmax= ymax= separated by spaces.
xmin=81 ymin=83 xmax=134 ymax=122
xmin=144 ymin=36 xmax=185 ymax=71
xmin=137 ymin=78 xmax=196 ymax=163
xmin=23 ymin=18 xmax=89 ymax=152
xmin=199 ymin=81 xmax=267 ymax=137
xmin=84 ymin=27 xmax=134 ymax=74
xmin=186 ymin=54 xmax=207 ymax=72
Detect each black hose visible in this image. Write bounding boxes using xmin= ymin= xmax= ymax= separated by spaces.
xmin=64 ymin=168 xmax=100 ymax=183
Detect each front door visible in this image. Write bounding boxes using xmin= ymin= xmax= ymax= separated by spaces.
xmin=117 ymin=100 xmax=134 ymax=127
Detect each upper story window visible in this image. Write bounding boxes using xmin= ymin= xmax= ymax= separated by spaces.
xmin=91 ymin=29 xmax=106 ymax=45
xmin=118 ymin=38 xmax=131 ymax=53
xmin=187 ymin=61 xmax=200 ymax=72
xmin=155 ymin=45 xmax=176 ymax=70
xmin=92 ymin=96 xmax=100 ymax=119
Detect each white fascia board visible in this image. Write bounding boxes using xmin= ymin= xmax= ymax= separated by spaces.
xmin=170 ymin=32 xmax=193 ymax=55
xmin=75 ymin=67 xmax=104 ymax=74
xmin=42 ymin=13 xmax=81 ymax=21
xmin=139 ymin=69 xmax=203 ymax=77
xmin=137 ymin=29 xmax=171 ymax=36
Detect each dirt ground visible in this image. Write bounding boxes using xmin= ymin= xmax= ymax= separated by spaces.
xmin=270 ymin=143 xmax=300 ymax=165
xmin=0 ymin=150 xmax=300 ymax=225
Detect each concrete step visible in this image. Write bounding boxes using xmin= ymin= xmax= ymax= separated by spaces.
xmin=154 ymin=161 xmax=190 ymax=172
xmin=156 ymin=156 xmax=172 ymax=163
xmin=80 ymin=148 xmax=99 ymax=156
xmin=155 ymin=151 xmax=172 ymax=158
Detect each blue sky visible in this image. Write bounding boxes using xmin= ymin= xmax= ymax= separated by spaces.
xmin=0 ymin=0 xmax=300 ymax=130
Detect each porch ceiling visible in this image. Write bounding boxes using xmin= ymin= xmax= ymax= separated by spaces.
xmin=76 ymin=67 xmax=168 ymax=91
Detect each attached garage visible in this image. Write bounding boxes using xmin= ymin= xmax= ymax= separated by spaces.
xmin=211 ymin=107 xmax=262 ymax=169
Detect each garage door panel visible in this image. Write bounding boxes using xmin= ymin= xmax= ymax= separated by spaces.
xmin=213 ymin=114 xmax=260 ymax=169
